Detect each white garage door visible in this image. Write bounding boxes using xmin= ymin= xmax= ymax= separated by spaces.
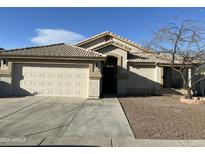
xmin=12 ymin=63 xmax=89 ymax=97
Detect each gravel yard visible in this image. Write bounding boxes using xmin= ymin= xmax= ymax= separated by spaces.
xmin=119 ymin=96 xmax=205 ymax=139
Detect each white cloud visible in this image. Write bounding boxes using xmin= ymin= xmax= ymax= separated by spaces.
xmin=30 ymin=29 xmax=85 ymax=45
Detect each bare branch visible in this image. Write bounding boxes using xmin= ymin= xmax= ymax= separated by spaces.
xmin=192 ymin=77 xmax=205 ymax=87
xmin=146 ymin=19 xmax=205 ymax=98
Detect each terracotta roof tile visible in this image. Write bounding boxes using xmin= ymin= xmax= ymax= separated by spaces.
xmin=1 ymin=43 xmax=106 ymax=60
xmin=128 ymin=52 xmax=192 ymax=65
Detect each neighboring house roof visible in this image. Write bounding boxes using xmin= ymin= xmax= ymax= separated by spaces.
xmin=0 ymin=43 xmax=106 ymax=61
xmin=75 ymin=31 xmax=152 ymax=53
xmin=0 ymin=48 xmax=5 ymax=51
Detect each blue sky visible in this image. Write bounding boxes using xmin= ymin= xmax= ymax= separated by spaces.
xmin=0 ymin=7 xmax=205 ymax=49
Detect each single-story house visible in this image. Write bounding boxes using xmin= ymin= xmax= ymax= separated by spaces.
xmin=0 ymin=31 xmax=204 ymax=98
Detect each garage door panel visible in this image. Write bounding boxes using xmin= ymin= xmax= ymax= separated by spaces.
xmin=13 ymin=63 xmax=89 ymax=97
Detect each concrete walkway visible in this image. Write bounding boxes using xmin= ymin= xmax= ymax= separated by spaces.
xmin=61 ymin=97 xmax=134 ymax=138
xmin=0 ymin=96 xmax=134 ymax=146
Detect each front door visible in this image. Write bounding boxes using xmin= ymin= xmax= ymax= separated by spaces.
xmin=102 ymin=56 xmax=117 ymax=95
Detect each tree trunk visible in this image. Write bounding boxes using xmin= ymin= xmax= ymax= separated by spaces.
xmin=186 ymin=88 xmax=192 ymax=99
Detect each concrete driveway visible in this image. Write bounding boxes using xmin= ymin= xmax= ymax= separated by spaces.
xmin=0 ymin=96 xmax=134 ymax=146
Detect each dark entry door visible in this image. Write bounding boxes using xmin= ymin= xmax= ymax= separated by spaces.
xmin=102 ymin=56 xmax=117 ymax=95
xmin=102 ymin=66 xmax=117 ymax=94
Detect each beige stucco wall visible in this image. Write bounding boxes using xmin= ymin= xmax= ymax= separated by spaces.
xmin=127 ymin=65 xmax=161 ymax=95
xmin=89 ymin=62 xmax=102 ymax=98
xmin=89 ymin=79 xmax=101 ymax=98
xmin=128 ymin=65 xmax=156 ymax=88
xmin=155 ymin=65 xmax=163 ymax=89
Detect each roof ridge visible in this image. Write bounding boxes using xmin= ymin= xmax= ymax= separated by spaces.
xmin=75 ymin=31 xmax=111 ymax=46
xmin=5 ymin=43 xmax=65 ymax=52
xmin=106 ymin=32 xmax=151 ymax=52
xmin=75 ymin=31 xmax=152 ymax=52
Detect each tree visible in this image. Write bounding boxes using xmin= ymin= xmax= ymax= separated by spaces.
xmin=147 ymin=20 xmax=205 ymax=99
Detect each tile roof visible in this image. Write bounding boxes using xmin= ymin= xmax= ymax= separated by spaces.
xmin=76 ymin=31 xmax=152 ymax=53
xmin=0 ymin=43 xmax=106 ymax=60
xmin=127 ymin=52 xmax=194 ymax=65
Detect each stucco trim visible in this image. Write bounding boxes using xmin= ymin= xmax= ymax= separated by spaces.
xmin=89 ymin=72 xmax=102 ymax=79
